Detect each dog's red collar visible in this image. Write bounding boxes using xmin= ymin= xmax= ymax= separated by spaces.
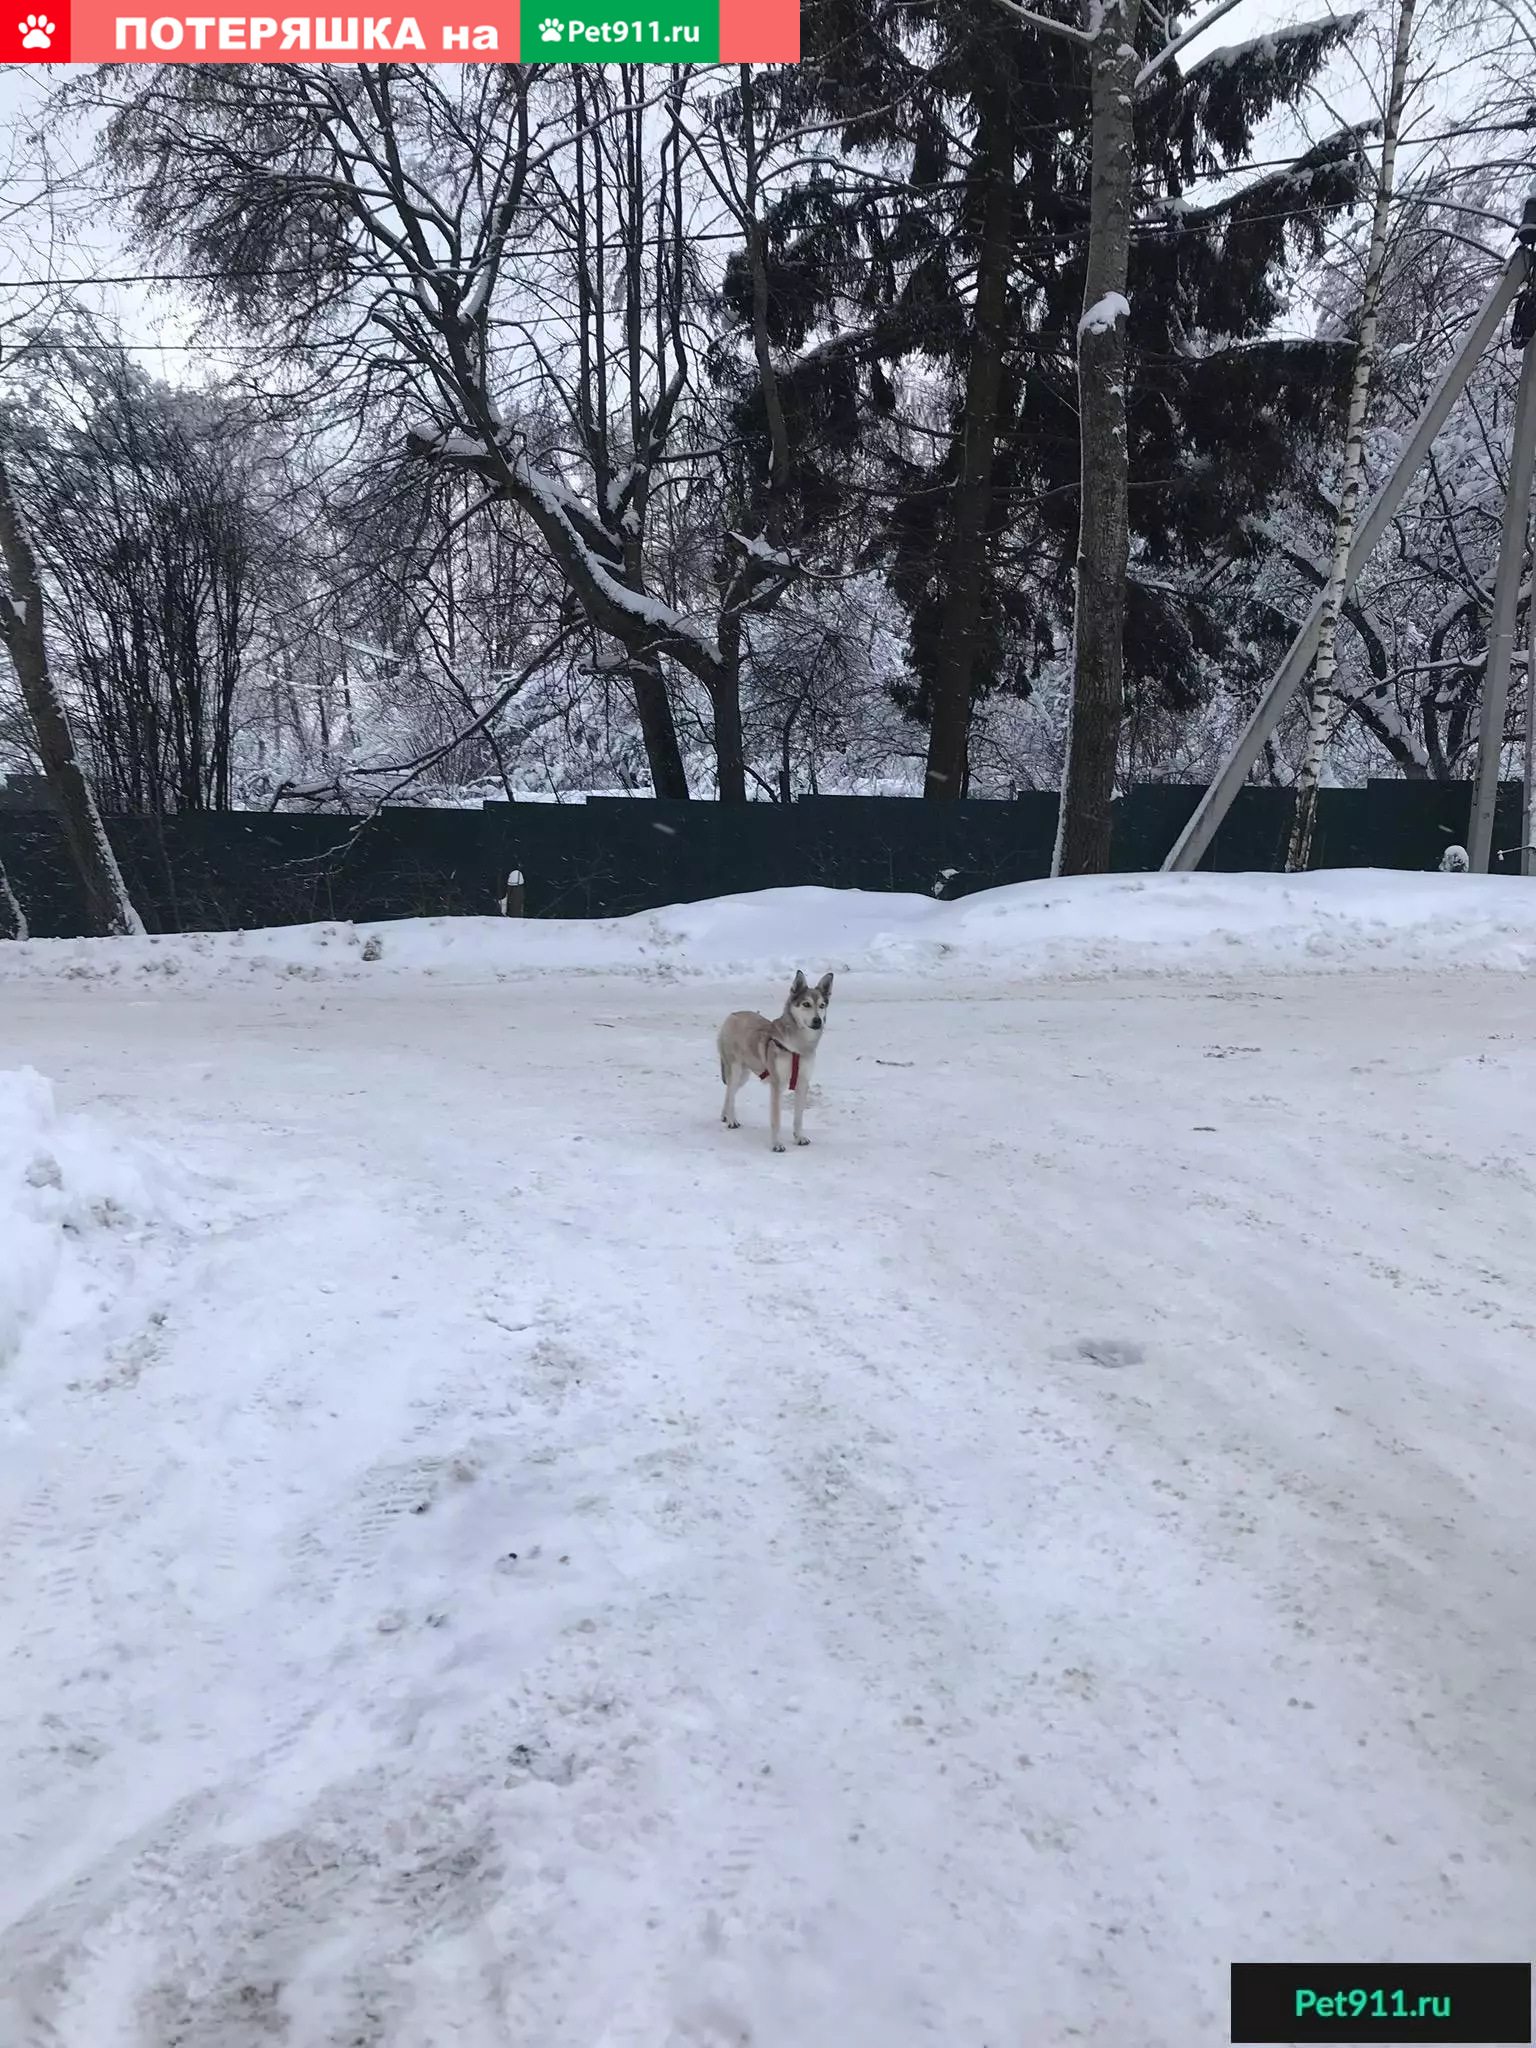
xmin=761 ymin=1041 xmax=801 ymax=1090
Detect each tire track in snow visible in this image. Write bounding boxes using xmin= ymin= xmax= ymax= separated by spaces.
xmin=2 ymin=976 xmax=1533 ymax=2046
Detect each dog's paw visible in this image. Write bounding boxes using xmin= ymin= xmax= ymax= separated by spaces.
xmin=723 ymin=1117 xmax=741 ymax=1130
xmin=772 ymin=1141 xmax=785 ymax=1154
xmin=794 ymin=1134 xmax=810 ymax=1146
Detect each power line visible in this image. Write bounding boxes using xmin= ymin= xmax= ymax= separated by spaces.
xmin=1 ymin=113 xmax=1527 ymax=205
xmin=0 ymin=196 xmax=1511 ymax=304
xmin=1 ymin=161 xmax=1524 ymax=299
xmin=0 ymin=115 xmax=1529 ymax=198
xmin=0 ymin=146 xmax=1522 ymax=344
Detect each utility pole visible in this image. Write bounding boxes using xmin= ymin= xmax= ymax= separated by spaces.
xmin=1469 ymin=185 xmax=1536 ymax=874
xmin=1164 ymin=251 xmax=1529 ymax=872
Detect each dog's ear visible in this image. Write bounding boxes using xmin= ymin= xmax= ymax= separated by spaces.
xmin=816 ymin=971 xmax=834 ymax=1003
xmin=790 ymin=969 xmax=808 ymax=996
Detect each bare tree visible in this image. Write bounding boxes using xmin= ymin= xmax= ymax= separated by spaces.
xmin=102 ymin=63 xmax=803 ymax=802
xmin=15 ymin=344 xmax=280 ymax=815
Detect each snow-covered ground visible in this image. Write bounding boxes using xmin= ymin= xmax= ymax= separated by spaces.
xmin=6 ymin=867 xmax=1536 ymax=989
xmin=1 ymin=874 xmax=1533 ymax=2047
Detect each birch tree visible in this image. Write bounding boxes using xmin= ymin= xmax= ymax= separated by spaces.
xmin=0 ymin=860 xmax=25 ymax=940
xmin=0 ymin=448 xmax=143 ymax=936
xmin=1286 ymin=0 xmax=1418 ymax=869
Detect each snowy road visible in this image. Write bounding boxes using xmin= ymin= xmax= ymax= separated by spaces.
xmin=2 ymin=961 xmax=1533 ymax=2046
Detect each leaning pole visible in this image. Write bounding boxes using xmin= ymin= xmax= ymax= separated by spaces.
xmin=1163 ymin=242 xmax=1533 ymax=874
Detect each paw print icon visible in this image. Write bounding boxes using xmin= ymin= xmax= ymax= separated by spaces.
xmin=19 ymin=10 xmax=54 ymax=42
xmin=538 ymin=15 xmax=562 ymax=36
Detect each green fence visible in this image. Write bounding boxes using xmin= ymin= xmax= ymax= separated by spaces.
xmin=0 ymin=780 xmax=1524 ymax=939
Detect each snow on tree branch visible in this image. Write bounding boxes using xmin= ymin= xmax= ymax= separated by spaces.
xmin=1078 ymin=293 xmax=1131 ymax=340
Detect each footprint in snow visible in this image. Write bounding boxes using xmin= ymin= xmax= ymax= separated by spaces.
xmin=1072 ymin=1337 xmax=1146 ymax=1369
xmin=670 ymin=2002 xmax=754 ymax=2047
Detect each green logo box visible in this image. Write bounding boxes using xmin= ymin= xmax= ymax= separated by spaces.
xmin=522 ymin=0 xmax=720 ymax=60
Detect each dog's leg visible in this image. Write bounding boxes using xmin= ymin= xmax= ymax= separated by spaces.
xmin=791 ymin=1063 xmax=811 ymax=1146
xmin=769 ymin=1068 xmax=785 ymax=1152
xmin=722 ymin=1062 xmax=742 ymax=1129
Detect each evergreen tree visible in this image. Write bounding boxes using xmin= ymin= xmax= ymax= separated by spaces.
xmin=726 ymin=0 xmax=1367 ymax=810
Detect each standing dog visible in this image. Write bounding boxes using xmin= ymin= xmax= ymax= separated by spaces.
xmin=717 ymin=970 xmax=834 ymax=1152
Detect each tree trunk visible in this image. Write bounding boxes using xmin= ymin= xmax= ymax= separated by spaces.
xmin=1053 ymin=0 xmax=1140 ymax=875
xmin=629 ymin=657 xmax=692 ymax=798
xmin=714 ymin=609 xmax=748 ymax=804
xmin=0 ymin=453 xmax=143 ymax=937
xmin=741 ymin=65 xmax=793 ymax=535
xmin=692 ymin=62 xmax=792 ymax=810
xmin=1287 ymin=0 xmax=1417 ymax=871
xmin=923 ymin=73 xmax=1014 ymax=800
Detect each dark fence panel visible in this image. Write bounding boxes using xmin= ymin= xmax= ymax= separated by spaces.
xmin=0 ymin=810 xmax=508 ymax=939
xmin=1317 ymin=778 xmax=1527 ymax=871
xmin=0 ymin=781 xmax=1523 ymax=939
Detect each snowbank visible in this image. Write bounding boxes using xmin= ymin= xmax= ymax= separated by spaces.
xmin=1 ymin=868 xmax=1533 ymax=989
xmin=0 ymin=1069 xmax=183 ymax=1373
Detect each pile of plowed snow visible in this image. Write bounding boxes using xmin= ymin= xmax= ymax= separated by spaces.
xmin=0 ymin=869 xmax=1533 ymax=988
xmin=0 ymin=1068 xmax=186 ymax=1374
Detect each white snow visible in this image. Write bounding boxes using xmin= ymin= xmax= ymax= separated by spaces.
xmin=1190 ymin=14 xmax=1362 ymax=74
xmin=584 ymin=554 xmax=721 ymax=656
xmin=440 ymin=429 xmax=492 ymax=460
xmin=6 ymin=869 xmax=1536 ymax=990
xmin=1078 ymin=290 xmax=1131 ymax=339
xmin=603 ymin=466 xmax=640 ymax=519
xmin=2 ymin=871 xmax=1533 ymax=2043
xmin=0 ymin=1067 xmax=190 ymax=1377
xmin=728 ymin=530 xmax=796 ymax=571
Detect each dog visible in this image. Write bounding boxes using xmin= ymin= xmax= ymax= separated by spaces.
xmin=717 ymin=970 xmax=834 ymax=1153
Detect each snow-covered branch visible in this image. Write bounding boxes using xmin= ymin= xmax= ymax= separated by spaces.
xmin=1135 ymin=0 xmax=1249 ymax=90
xmin=989 ymin=0 xmax=1093 ymax=45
